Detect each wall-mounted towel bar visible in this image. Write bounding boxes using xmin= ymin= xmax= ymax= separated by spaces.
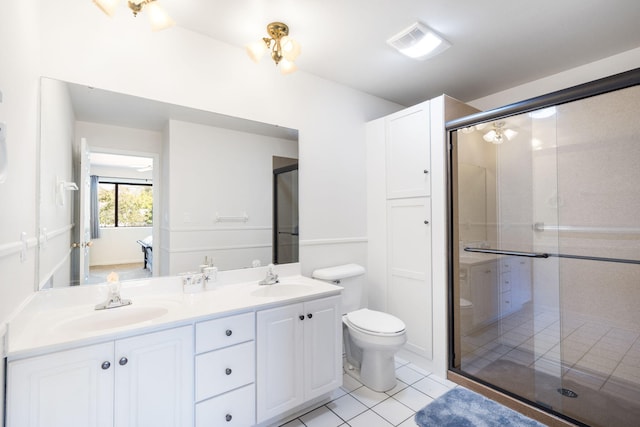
xmin=533 ymin=222 xmax=640 ymax=235
xmin=464 ymin=247 xmax=640 ymax=265
xmin=215 ymin=212 xmax=249 ymax=223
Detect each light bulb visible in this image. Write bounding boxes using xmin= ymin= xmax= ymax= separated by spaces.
xmin=246 ymin=41 xmax=267 ymax=63
xmin=145 ymin=1 xmax=175 ymax=31
xmin=93 ymin=0 xmax=120 ymax=17
xmin=279 ymin=58 xmax=298 ymax=75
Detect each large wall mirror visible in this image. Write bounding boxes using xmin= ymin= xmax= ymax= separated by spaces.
xmin=38 ymin=77 xmax=299 ymax=290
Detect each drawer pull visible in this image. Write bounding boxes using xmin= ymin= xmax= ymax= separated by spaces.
xmin=225 ymin=414 xmax=232 ymax=422
xmin=225 ymin=368 xmax=232 ymax=375
xmin=299 ymin=315 xmax=305 ymax=320
xmin=119 ymin=357 xmax=128 ymax=366
xmin=225 ymin=329 xmax=232 ymax=336
xmin=307 ymin=313 xmax=313 ymax=319
xmin=101 ymin=361 xmax=111 ymax=370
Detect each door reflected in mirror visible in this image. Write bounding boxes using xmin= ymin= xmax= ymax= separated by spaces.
xmin=38 ymin=77 xmax=299 ymax=290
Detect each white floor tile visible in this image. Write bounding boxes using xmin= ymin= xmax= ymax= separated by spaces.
xmin=341 ymin=372 xmax=363 ymax=392
xmin=350 ymin=386 xmax=389 ymax=407
xmin=426 ymin=374 xmax=457 ymax=389
xmin=405 ymin=363 xmax=430 ymax=376
xmin=385 ymin=379 xmax=410 ymax=396
xmin=391 ymin=387 xmax=434 ymax=412
xmin=397 ymin=415 xmax=419 ymax=426
xmin=372 ymin=396 xmax=415 ymax=425
xmin=280 ymin=419 xmax=305 ymax=427
xmin=326 ymin=393 xmax=367 ymax=421
xmin=299 ymin=406 xmax=344 ymax=427
xmin=395 ymin=365 xmax=425 ymax=385
xmin=411 ymin=376 xmax=451 ymax=399
xmin=347 ymin=409 xmax=394 ymax=427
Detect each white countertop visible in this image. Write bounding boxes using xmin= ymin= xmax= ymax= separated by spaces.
xmin=7 ymin=263 xmax=342 ymax=360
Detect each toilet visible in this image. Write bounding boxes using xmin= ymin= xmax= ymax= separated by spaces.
xmin=460 ymin=298 xmax=473 ymax=336
xmin=312 ymin=264 xmax=407 ymax=392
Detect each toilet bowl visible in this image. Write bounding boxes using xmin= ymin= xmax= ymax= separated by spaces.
xmin=460 ymin=298 xmax=473 ymax=336
xmin=342 ymin=308 xmax=407 ymax=392
xmin=311 ymin=264 xmax=407 ymax=392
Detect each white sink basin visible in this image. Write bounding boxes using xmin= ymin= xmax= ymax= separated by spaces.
xmin=250 ymin=284 xmax=314 ymax=298
xmin=56 ymin=305 xmax=170 ymax=333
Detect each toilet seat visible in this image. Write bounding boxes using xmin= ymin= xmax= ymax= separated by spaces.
xmin=345 ymin=309 xmax=405 ymax=336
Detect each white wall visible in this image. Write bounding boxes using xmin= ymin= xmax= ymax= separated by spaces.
xmin=37 ymin=0 xmax=402 ymax=282
xmin=0 ymin=0 xmax=41 ymax=420
xmin=38 ymin=78 xmax=75 ymax=289
xmin=90 ymin=227 xmax=152 ymax=266
xmin=470 ymin=47 xmax=640 ymax=110
xmin=164 ymin=120 xmax=298 ymax=273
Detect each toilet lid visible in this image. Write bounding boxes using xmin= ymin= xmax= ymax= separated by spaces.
xmin=346 ymin=309 xmax=405 ymax=334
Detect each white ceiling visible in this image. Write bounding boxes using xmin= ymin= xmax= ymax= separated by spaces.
xmin=152 ymin=0 xmax=640 ymax=106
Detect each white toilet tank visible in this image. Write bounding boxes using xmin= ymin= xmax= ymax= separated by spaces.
xmin=311 ymin=264 xmax=365 ymax=313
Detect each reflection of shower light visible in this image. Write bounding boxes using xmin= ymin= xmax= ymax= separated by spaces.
xmin=461 ymin=127 xmax=475 ymax=134
xmin=531 ymin=138 xmax=543 ymax=150
xmin=483 ymin=122 xmax=517 ymax=144
xmin=530 ymin=106 xmax=557 ymax=119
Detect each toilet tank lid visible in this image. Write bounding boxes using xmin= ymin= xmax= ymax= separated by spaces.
xmin=312 ymin=264 xmax=365 ymax=281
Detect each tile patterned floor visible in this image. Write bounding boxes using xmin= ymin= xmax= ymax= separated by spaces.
xmin=278 ymin=358 xmax=457 ymax=427
xmin=461 ymin=305 xmax=640 ymax=400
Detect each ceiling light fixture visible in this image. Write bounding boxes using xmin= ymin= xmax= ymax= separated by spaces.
xmin=483 ymin=122 xmax=518 ymax=144
xmin=246 ymin=22 xmax=301 ymax=74
xmin=92 ymin=0 xmax=175 ymax=31
xmin=387 ymin=21 xmax=450 ymax=60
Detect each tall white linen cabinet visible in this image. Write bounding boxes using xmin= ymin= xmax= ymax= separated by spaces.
xmin=366 ymin=95 xmax=478 ymax=377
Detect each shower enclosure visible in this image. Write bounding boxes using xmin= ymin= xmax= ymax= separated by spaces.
xmin=447 ymin=69 xmax=640 ymax=427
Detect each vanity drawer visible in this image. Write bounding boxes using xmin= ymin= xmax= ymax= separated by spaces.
xmin=196 ymin=311 xmax=255 ymax=353
xmin=195 ymin=383 xmax=255 ymax=427
xmin=195 ymin=340 xmax=255 ymax=401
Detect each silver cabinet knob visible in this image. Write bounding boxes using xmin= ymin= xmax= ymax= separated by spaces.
xmin=424 ymin=170 xmax=429 ymax=174
xmin=225 ymin=414 xmax=232 ymax=422
xmin=299 ymin=315 xmax=305 ymax=320
xmin=101 ymin=361 xmax=111 ymax=370
xmin=424 ymin=220 xmax=429 ymax=224
xmin=225 ymin=329 xmax=232 ymax=336
xmin=225 ymin=368 xmax=232 ymax=375
xmin=119 ymin=357 xmax=128 ymax=366
xmin=307 ymin=313 xmax=313 ymax=319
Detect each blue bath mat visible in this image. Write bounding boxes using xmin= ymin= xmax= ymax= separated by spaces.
xmin=415 ymin=387 xmax=546 ymax=427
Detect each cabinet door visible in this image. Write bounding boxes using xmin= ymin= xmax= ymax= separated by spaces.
xmin=7 ymin=342 xmax=114 ymax=427
xmin=470 ymin=262 xmax=499 ymax=326
xmin=303 ymin=295 xmax=342 ymax=400
xmin=114 ymin=325 xmax=193 ymax=427
xmin=387 ymin=197 xmax=433 ymax=358
xmin=386 ymin=101 xmax=431 ymax=199
xmin=256 ymin=303 xmax=304 ymax=423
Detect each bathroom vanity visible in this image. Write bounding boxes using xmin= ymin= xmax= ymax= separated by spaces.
xmin=5 ymin=266 xmax=342 ymax=427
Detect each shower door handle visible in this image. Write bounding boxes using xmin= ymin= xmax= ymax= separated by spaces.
xmin=464 ymin=248 xmax=549 ymax=258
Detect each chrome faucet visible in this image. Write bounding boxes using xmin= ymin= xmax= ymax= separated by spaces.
xmin=95 ymin=273 xmax=132 ymax=310
xmin=259 ymin=264 xmax=279 ymax=286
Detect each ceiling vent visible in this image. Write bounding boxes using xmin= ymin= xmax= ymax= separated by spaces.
xmin=387 ymin=21 xmax=450 ymax=60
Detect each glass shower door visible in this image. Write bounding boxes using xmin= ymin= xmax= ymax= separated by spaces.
xmin=451 ymin=82 xmax=640 ymax=427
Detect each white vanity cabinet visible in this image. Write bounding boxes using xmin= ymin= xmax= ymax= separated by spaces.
xmin=256 ymin=295 xmax=342 ymax=424
xmin=468 ymin=261 xmax=499 ymax=327
xmin=7 ymin=325 xmax=193 ymax=427
xmin=194 ymin=311 xmax=256 ymax=427
xmin=498 ymin=257 xmax=532 ymax=316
